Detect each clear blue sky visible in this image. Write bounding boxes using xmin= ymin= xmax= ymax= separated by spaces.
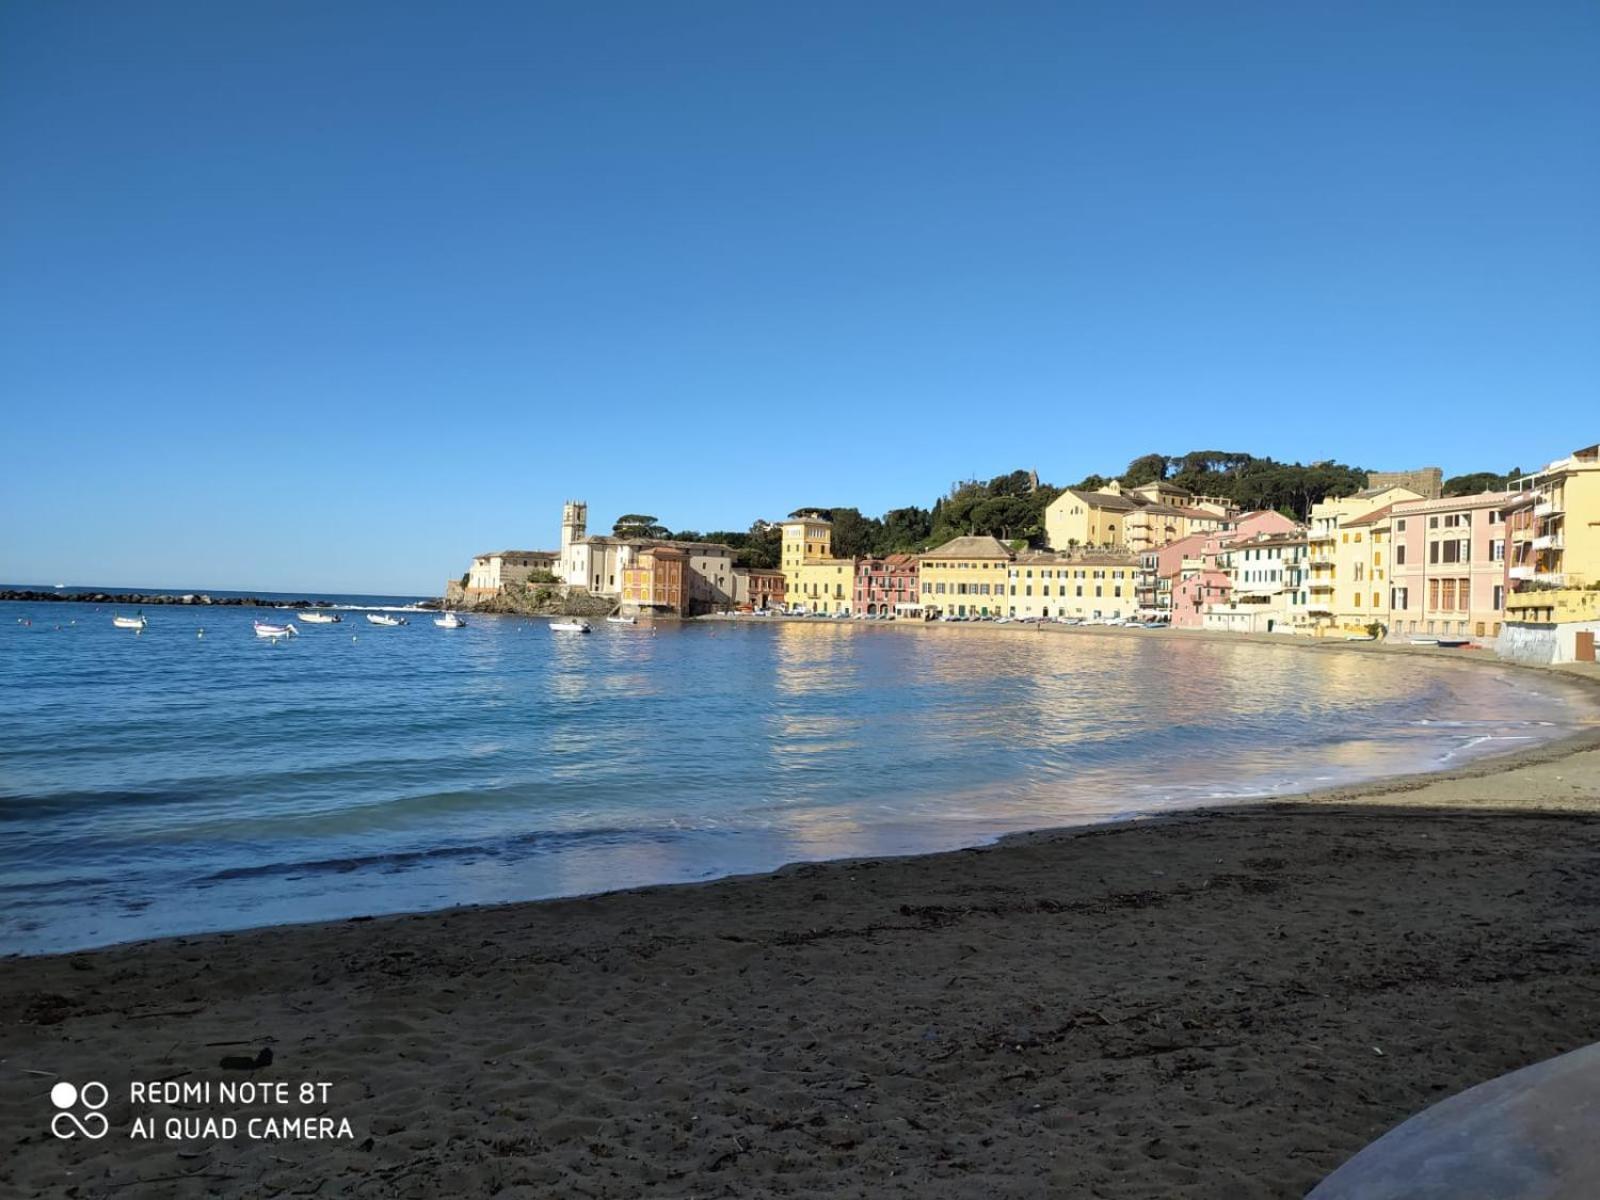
xmin=2 ymin=1 xmax=1595 ymax=594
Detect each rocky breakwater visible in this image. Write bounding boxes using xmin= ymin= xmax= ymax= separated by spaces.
xmin=0 ymin=590 xmax=342 ymax=609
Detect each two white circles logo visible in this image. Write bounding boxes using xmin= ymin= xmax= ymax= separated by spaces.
xmin=50 ymin=1081 xmax=109 ymax=1139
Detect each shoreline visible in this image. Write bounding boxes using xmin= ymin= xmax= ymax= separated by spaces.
xmin=5 ymin=626 xmax=1598 ymax=964
xmin=6 ymin=740 xmax=1600 ymax=1196
xmin=7 ymin=624 xmax=1600 ymax=1196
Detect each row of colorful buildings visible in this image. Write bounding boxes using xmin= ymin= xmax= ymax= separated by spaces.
xmin=451 ymin=441 xmax=1600 ymax=663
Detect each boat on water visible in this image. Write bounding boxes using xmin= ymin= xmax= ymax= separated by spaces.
xmin=550 ymin=620 xmax=592 ymax=634
xmin=1437 ymin=636 xmax=1472 ymax=648
xmin=606 ymin=615 xmax=637 ymax=625
xmin=434 ymin=612 xmax=466 ymax=629
xmin=253 ymin=620 xmax=297 ymax=639
xmin=297 ymin=611 xmax=342 ymax=624
xmin=112 ymin=615 xmax=146 ymax=630
xmin=1410 ymin=636 xmax=1440 ymax=646
xmin=365 ymin=613 xmax=407 ymax=627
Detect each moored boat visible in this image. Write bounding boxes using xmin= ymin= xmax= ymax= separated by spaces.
xmin=253 ymin=620 xmax=297 ymax=639
xmin=112 ymin=615 xmax=147 ymax=630
xmin=297 ymin=611 xmax=342 ymax=624
xmin=550 ymin=620 xmax=592 ymax=634
xmin=606 ymin=615 xmax=636 ymax=625
xmin=434 ymin=612 xmax=466 ymax=629
xmin=365 ymin=613 xmax=406 ymax=627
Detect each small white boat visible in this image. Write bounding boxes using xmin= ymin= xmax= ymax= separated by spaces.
xmin=297 ymin=611 xmax=342 ymax=624
xmin=112 ymin=615 xmax=147 ymax=630
xmin=253 ymin=620 xmax=297 ymax=639
xmin=365 ymin=613 xmax=406 ymax=627
xmin=1410 ymin=636 xmax=1439 ymax=646
xmin=606 ymin=615 xmax=636 ymax=625
xmin=550 ymin=620 xmax=592 ymax=634
xmin=434 ymin=612 xmax=466 ymax=629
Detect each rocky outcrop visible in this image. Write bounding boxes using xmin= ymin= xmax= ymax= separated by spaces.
xmin=453 ymin=585 xmax=615 ymax=618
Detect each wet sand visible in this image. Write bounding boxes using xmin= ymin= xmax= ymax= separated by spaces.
xmin=5 ymin=724 xmax=1600 ymax=1198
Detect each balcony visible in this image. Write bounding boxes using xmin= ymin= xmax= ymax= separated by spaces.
xmin=1534 ymin=500 xmax=1560 ymax=518
xmin=1308 ymin=531 xmax=1337 ymax=544
xmin=1534 ymin=572 xmax=1566 ymax=586
xmin=1509 ymin=565 xmax=1534 ymax=581
xmin=1309 ymin=581 xmax=1334 ymax=593
xmin=1532 ymin=533 xmax=1564 ymax=551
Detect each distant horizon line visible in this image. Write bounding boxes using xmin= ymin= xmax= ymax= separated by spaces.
xmin=1 ymin=581 xmax=433 ymax=600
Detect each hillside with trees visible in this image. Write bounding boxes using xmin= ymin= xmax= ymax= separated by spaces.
xmin=641 ymin=450 xmax=1512 ymax=564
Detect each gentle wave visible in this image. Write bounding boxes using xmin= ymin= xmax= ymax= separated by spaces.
xmin=2 ymin=601 xmax=1594 ymax=954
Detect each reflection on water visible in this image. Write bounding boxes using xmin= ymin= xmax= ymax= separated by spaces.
xmin=0 ymin=604 xmax=1594 ymax=954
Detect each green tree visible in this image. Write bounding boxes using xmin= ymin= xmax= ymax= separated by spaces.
xmin=1120 ymin=453 xmax=1169 ymax=487
xmin=826 ymin=507 xmax=886 ymax=558
xmin=613 ymin=513 xmax=669 ymax=539
xmin=1442 ymin=471 xmax=1509 ymax=496
xmin=881 ymin=506 xmax=933 ymax=550
xmin=736 ymin=521 xmax=783 ymax=569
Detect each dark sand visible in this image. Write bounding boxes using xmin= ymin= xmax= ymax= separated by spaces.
xmin=5 ymin=729 xmax=1600 ymax=1199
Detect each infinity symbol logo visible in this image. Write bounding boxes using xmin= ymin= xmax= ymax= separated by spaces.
xmin=50 ymin=1081 xmax=109 ymax=1139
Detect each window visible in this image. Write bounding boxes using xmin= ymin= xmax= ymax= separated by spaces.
xmin=1395 ymin=545 xmax=1406 ymax=566
xmin=1493 ymin=584 xmax=1504 ymax=610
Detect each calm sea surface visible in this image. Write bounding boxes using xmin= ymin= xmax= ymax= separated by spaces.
xmin=2 ymin=597 xmax=1594 ymax=955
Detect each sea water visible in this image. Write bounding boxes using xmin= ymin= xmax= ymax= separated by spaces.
xmin=1 ymin=599 xmax=1593 ymax=954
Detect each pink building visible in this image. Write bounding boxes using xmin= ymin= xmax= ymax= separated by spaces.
xmin=1230 ymin=509 xmax=1300 ymax=540
xmin=854 ymin=555 xmax=919 ymax=617
xmin=1387 ymin=492 xmax=1511 ymax=639
xmin=1171 ymin=569 xmax=1233 ymax=628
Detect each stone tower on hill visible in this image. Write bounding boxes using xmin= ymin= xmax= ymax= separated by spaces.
xmin=1366 ymin=467 xmax=1442 ymax=500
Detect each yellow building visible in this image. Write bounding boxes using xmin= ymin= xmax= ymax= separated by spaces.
xmin=1305 ymin=484 xmax=1421 ymax=636
xmin=918 ymin=535 xmax=1014 ymax=617
xmin=780 ymin=514 xmax=853 ymax=615
xmin=1006 ymin=552 xmax=1141 ymax=620
xmin=1045 ymin=480 xmax=1235 ymax=553
xmin=1497 ymin=443 xmax=1600 ymax=664
xmin=1504 ymin=443 xmax=1600 ymax=591
xmin=1044 ymin=489 xmax=1139 ymax=550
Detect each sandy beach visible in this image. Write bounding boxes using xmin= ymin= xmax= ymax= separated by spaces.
xmin=3 ymin=704 xmax=1600 ymax=1198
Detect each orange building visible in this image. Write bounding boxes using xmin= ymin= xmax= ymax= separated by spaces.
xmin=621 ymin=547 xmax=687 ymax=615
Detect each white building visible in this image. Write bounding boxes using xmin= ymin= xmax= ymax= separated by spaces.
xmin=554 ymin=500 xmax=738 ymax=613
xmin=1204 ymin=531 xmax=1312 ymax=634
xmin=464 ymin=549 xmax=559 ymax=599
